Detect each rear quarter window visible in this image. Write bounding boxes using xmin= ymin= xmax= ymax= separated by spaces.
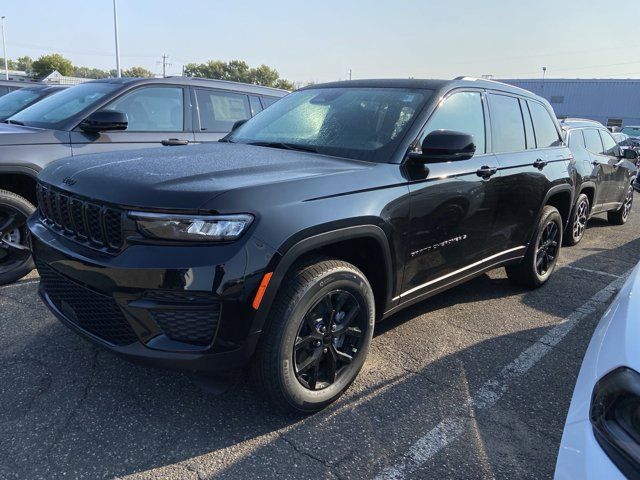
xmin=528 ymin=101 xmax=562 ymax=148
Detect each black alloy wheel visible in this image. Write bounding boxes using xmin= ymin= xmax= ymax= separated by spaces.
xmin=536 ymin=220 xmax=559 ymax=277
xmin=0 ymin=190 xmax=35 ymax=285
xmin=622 ymin=186 xmax=634 ymax=222
xmin=294 ymin=289 xmax=366 ymax=391
xmin=608 ymin=184 xmax=634 ymax=225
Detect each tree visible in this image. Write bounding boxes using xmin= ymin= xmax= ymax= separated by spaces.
xmin=16 ymin=56 xmax=32 ymax=74
xmin=122 ymin=66 xmax=154 ymax=78
xmin=184 ymin=59 xmax=294 ymax=90
xmin=0 ymin=58 xmax=17 ymax=70
xmin=32 ymin=54 xmax=73 ymax=77
xmin=72 ymin=66 xmax=111 ymax=79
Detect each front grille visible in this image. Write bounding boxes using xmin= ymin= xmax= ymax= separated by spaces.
xmin=37 ymin=184 xmax=124 ymax=251
xmin=37 ymin=261 xmax=138 ymax=346
xmin=151 ymin=307 xmax=220 ymax=345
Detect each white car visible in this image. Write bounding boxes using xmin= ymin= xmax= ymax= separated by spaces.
xmin=555 ymin=263 xmax=640 ymax=480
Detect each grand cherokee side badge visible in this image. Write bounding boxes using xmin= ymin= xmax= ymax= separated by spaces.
xmin=62 ymin=177 xmax=76 ymax=186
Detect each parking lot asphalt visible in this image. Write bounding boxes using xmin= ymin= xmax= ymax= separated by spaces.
xmin=1 ymin=198 xmax=640 ymax=480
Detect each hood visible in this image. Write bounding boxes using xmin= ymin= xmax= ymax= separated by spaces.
xmin=38 ymin=142 xmax=373 ymax=210
xmin=0 ymin=123 xmax=69 ymax=145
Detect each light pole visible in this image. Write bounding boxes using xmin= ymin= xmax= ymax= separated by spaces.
xmin=542 ymin=66 xmax=547 ymax=93
xmin=113 ymin=0 xmax=121 ymax=77
xmin=1 ymin=17 xmax=8 ymax=80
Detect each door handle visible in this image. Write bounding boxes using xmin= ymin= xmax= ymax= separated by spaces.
xmin=476 ymin=166 xmax=497 ymax=179
xmin=533 ymin=158 xmax=548 ymax=169
xmin=161 ymin=138 xmax=190 ymax=146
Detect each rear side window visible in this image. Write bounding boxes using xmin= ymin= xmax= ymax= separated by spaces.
xmin=568 ymin=130 xmax=585 ymax=149
xmin=196 ymin=89 xmax=251 ymax=132
xmin=249 ymin=95 xmax=263 ymax=116
xmin=262 ymin=96 xmax=279 ymax=108
xmin=584 ymin=128 xmax=604 ymax=154
xmin=488 ymin=93 xmax=525 ymax=153
xmin=599 ymin=130 xmax=619 ymax=156
xmin=104 ymin=86 xmax=184 ymax=132
xmin=528 ymin=101 xmax=561 ymax=148
xmin=423 ymin=91 xmax=486 ymax=154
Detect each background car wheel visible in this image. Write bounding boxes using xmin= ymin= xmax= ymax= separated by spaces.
xmin=252 ymin=258 xmax=375 ymax=413
xmin=608 ymin=184 xmax=634 ymax=225
xmin=506 ymin=205 xmax=563 ymax=288
xmin=564 ymin=193 xmax=589 ymax=246
xmin=0 ymin=189 xmax=35 ymax=286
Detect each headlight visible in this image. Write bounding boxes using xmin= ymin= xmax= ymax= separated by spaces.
xmin=130 ymin=212 xmax=253 ymax=242
xmin=590 ymin=367 xmax=640 ymax=479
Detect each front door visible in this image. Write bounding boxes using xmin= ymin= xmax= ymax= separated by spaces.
xmin=401 ymin=90 xmax=500 ymax=303
xmin=599 ymin=129 xmax=629 ymax=206
xmin=70 ymin=85 xmax=194 ymax=156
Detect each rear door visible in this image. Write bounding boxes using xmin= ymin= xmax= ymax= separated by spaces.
xmin=599 ymin=128 xmax=629 ymax=205
xmin=402 ymin=89 xmax=501 ymax=301
xmin=487 ymin=94 xmax=568 ymax=254
xmin=70 ymin=85 xmax=194 ymax=155
xmin=583 ymin=127 xmax=613 ymax=209
xmin=193 ymin=88 xmax=252 ymax=143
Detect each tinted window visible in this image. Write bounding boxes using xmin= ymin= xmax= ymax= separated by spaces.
xmin=584 ymin=128 xmax=604 ymax=154
xmin=196 ymin=89 xmax=250 ymax=132
xmin=600 ymin=130 xmax=619 ymax=156
xmin=488 ymin=94 xmax=525 ymax=153
xmin=520 ymin=99 xmax=535 ymax=149
xmin=262 ymin=96 xmax=279 ymax=108
xmin=0 ymin=86 xmax=10 ymax=96
xmin=423 ymin=91 xmax=485 ymax=154
xmin=104 ymin=86 xmax=184 ymax=132
xmin=621 ymin=126 xmax=640 ymax=137
xmin=229 ymin=87 xmax=431 ymax=163
xmin=528 ymin=101 xmax=561 ymax=148
xmin=249 ymin=95 xmax=263 ymax=116
xmin=11 ymin=82 xmax=120 ymax=128
xmin=568 ymin=130 xmax=585 ymax=149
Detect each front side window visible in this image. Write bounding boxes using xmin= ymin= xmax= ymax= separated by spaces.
xmin=10 ymin=82 xmax=121 ymax=129
xmin=488 ymin=93 xmax=525 ymax=153
xmin=196 ymin=89 xmax=251 ymax=132
xmin=229 ymin=87 xmax=431 ymax=162
xmin=568 ymin=130 xmax=585 ymax=149
xmin=600 ymin=130 xmax=619 ymax=156
xmin=528 ymin=101 xmax=562 ymax=148
xmin=104 ymin=86 xmax=184 ymax=132
xmin=423 ymin=91 xmax=486 ymax=154
xmin=584 ymin=128 xmax=604 ymax=154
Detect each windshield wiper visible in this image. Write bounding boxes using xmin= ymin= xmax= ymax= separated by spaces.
xmin=5 ymin=119 xmax=24 ymax=125
xmin=247 ymin=141 xmax=318 ymax=153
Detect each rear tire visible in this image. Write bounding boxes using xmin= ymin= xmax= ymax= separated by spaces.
xmin=252 ymin=258 xmax=375 ymax=414
xmin=506 ymin=205 xmax=562 ymax=288
xmin=608 ymin=184 xmax=633 ymax=225
xmin=564 ymin=193 xmax=589 ymax=246
xmin=0 ymin=189 xmax=35 ymax=286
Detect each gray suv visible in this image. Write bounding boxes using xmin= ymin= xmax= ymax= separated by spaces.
xmin=0 ymin=76 xmax=288 ymax=285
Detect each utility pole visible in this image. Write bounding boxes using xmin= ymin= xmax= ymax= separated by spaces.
xmin=1 ymin=17 xmax=8 ymax=80
xmin=113 ymin=0 xmax=121 ymax=77
xmin=348 ymin=69 xmax=352 ymax=81
xmin=158 ymin=54 xmax=171 ymax=78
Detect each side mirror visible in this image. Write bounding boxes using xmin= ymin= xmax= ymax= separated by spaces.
xmin=623 ymin=148 xmax=638 ymax=161
xmin=408 ymin=130 xmax=476 ymax=163
xmin=79 ymin=110 xmax=128 ymax=133
xmin=231 ymin=119 xmax=248 ymax=132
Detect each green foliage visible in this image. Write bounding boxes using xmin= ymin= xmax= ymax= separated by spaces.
xmin=122 ymin=66 xmax=154 ymax=78
xmin=72 ymin=66 xmax=111 ymax=79
xmin=0 ymin=58 xmax=17 ymax=70
xmin=16 ymin=56 xmax=32 ymax=73
xmin=31 ymin=53 xmax=73 ymax=77
xmin=184 ymin=60 xmax=293 ymax=90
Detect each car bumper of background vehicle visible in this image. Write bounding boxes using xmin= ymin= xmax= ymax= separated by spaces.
xmin=28 ymin=217 xmax=276 ymax=373
xmin=554 ymin=420 xmax=626 ymax=480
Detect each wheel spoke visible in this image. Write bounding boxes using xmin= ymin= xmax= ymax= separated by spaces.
xmin=295 ymin=334 xmax=318 ymax=351
xmin=322 ymin=295 xmax=336 ymax=326
xmin=326 ymin=347 xmax=338 ymax=384
xmin=332 ymin=345 xmax=353 ymax=364
xmin=1 ymin=239 xmax=31 ymax=260
xmin=296 ymin=349 xmax=322 ymax=375
xmin=0 ymin=212 xmax=22 ymax=236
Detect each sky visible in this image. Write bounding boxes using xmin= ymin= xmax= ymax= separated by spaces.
xmin=2 ymin=0 xmax=639 ymax=84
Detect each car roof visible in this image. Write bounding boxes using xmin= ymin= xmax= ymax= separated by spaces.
xmin=301 ymin=76 xmax=544 ymax=99
xmin=84 ymin=76 xmax=289 ymax=96
xmin=560 ymin=118 xmax=607 ymax=130
xmin=21 ymin=84 xmax=68 ymax=92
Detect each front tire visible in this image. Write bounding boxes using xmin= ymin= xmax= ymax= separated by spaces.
xmin=506 ymin=205 xmax=562 ymax=288
xmin=564 ymin=193 xmax=589 ymax=246
xmin=252 ymin=258 xmax=375 ymax=413
xmin=0 ymin=189 xmax=35 ymax=286
xmin=608 ymin=184 xmax=634 ymax=225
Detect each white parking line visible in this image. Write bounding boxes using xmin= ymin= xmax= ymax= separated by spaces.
xmin=374 ymin=269 xmax=631 ymax=480
xmin=561 ymin=265 xmax=622 ymax=279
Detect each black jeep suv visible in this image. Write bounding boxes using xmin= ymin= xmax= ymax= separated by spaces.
xmin=29 ymin=78 xmax=574 ymax=412
xmin=561 ymin=119 xmax=637 ymax=245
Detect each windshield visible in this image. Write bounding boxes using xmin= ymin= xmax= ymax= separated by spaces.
xmin=9 ymin=82 xmax=121 ymax=129
xmin=621 ymin=126 xmax=640 ymax=137
xmin=0 ymin=88 xmax=48 ymax=120
xmin=228 ymin=87 xmax=431 ymax=162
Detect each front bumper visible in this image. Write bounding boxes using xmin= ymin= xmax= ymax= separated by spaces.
xmin=29 ymin=216 xmax=276 ymax=373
